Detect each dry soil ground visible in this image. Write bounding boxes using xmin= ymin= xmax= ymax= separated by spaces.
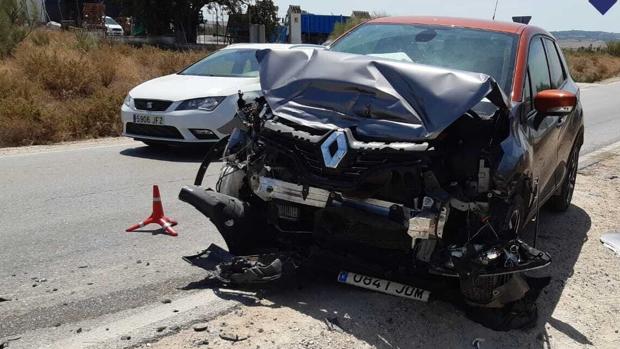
xmin=138 ymin=153 xmax=620 ymax=349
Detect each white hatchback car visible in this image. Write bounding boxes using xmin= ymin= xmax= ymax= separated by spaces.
xmin=104 ymin=16 xmax=124 ymax=36
xmin=121 ymin=43 xmax=323 ymax=146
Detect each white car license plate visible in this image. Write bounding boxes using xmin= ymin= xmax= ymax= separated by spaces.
xmin=337 ymin=271 xmax=430 ymax=302
xmin=133 ymin=114 xmax=164 ymax=125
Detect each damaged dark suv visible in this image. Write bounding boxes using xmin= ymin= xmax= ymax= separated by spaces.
xmin=180 ymin=17 xmax=583 ymax=329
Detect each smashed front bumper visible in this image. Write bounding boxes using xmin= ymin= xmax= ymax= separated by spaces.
xmin=180 ymin=172 xmax=550 ymax=274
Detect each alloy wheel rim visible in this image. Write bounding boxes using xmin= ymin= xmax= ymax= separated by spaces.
xmin=566 ymin=149 xmax=578 ymax=204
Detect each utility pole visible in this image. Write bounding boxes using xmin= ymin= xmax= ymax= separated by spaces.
xmin=492 ymin=0 xmax=499 ymax=21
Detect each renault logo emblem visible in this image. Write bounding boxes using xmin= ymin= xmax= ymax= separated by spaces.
xmin=321 ymin=130 xmax=348 ymax=169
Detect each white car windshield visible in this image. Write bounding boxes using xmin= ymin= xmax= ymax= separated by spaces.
xmin=179 ymin=49 xmax=259 ymax=78
xmin=330 ymin=23 xmax=518 ymax=94
xmin=105 ymin=17 xmax=119 ymax=25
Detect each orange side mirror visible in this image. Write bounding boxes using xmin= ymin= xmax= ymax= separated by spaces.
xmin=534 ymin=89 xmax=577 ymax=115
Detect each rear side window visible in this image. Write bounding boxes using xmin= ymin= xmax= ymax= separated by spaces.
xmin=528 ymin=38 xmax=551 ymax=96
xmin=543 ymin=38 xmax=566 ymax=88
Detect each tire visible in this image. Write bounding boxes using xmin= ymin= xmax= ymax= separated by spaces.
xmin=546 ymin=144 xmax=579 ymax=212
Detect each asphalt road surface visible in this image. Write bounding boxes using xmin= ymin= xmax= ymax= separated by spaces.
xmin=579 ymin=80 xmax=620 ymax=154
xmin=0 ymin=81 xmax=619 ymax=348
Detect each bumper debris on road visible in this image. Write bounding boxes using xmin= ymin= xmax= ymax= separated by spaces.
xmin=600 ymin=231 xmax=620 ymax=255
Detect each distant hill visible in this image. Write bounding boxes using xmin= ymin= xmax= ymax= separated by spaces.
xmin=552 ymin=30 xmax=620 ymax=49
xmin=552 ymin=30 xmax=620 ymax=41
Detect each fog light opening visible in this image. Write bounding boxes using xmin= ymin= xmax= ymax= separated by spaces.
xmin=190 ymin=129 xmax=219 ymax=140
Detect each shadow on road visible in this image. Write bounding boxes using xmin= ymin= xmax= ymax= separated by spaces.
xmin=119 ymin=144 xmax=209 ymax=163
xmin=524 ymin=204 xmax=593 ymax=346
xmin=186 ymin=204 xmax=591 ymax=348
xmin=130 ymin=228 xmax=177 ymax=236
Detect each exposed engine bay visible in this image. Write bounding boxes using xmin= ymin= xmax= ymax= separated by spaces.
xmin=179 ymin=49 xmax=552 ymax=330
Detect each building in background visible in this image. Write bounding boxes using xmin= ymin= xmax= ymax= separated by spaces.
xmin=287 ymin=5 xmax=302 ymax=43
xmin=284 ymin=5 xmax=360 ymax=44
xmin=43 ymin=0 xmax=121 ymax=26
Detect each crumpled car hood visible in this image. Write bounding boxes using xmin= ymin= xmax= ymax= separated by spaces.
xmin=257 ymin=49 xmax=510 ymax=142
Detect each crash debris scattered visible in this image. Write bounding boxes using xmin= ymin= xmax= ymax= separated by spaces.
xmin=192 ymin=323 xmax=209 ymax=332
xmin=219 ymin=331 xmax=249 ymax=342
xmin=600 ymin=231 xmax=620 ymax=255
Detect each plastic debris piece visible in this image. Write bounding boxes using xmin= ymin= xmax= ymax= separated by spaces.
xmin=601 ymin=231 xmax=620 ymax=255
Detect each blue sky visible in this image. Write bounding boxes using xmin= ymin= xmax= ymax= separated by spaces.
xmin=274 ymin=0 xmax=620 ymax=32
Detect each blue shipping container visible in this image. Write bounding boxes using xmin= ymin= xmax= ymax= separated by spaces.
xmin=301 ymin=14 xmax=349 ymax=34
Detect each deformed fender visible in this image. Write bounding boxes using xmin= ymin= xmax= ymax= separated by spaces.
xmin=495 ymin=116 xmax=533 ymax=188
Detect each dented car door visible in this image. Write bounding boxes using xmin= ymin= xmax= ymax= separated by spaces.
xmin=525 ymin=36 xmax=560 ymax=200
xmin=542 ymin=37 xmax=582 ymax=185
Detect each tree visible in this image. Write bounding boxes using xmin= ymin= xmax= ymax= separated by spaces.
xmin=248 ymin=0 xmax=277 ymax=40
xmin=0 ymin=0 xmax=38 ymax=57
xmin=117 ymin=0 xmax=247 ymax=43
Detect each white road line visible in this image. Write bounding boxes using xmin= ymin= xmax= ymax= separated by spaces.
xmin=45 ymin=290 xmax=237 ymax=349
xmin=0 ymin=141 xmax=137 ymax=159
xmin=579 ymin=140 xmax=620 ymax=170
xmin=577 ymin=79 xmax=620 ymax=90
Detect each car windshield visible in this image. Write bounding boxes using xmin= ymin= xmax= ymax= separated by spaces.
xmin=105 ymin=17 xmax=119 ymax=25
xmin=179 ymin=49 xmax=259 ymax=78
xmin=330 ymin=23 xmax=518 ymax=94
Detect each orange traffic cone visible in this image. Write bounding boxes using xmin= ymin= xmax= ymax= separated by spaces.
xmin=126 ymin=185 xmax=178 ymax=236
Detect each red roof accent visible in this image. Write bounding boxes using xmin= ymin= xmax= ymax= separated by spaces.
xmin=370 ymin=16 xmax=529 ymax=34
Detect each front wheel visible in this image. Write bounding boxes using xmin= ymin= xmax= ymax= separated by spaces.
xmin=546 ymin=145 xmax=579 ymax=212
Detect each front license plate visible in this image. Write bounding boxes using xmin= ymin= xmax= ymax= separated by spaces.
xmin=337 ymin=271 xmax=430 ymax=302
xmin=133 ymin=114 xmax=164 ymax=125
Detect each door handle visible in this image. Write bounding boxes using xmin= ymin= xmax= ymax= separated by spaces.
xmin=556 ymin=116 xmax=567 ymax=128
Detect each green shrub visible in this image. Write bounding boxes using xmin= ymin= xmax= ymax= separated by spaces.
xmin=607 ymin=41 xmax=620 ymax=57
xmin=18 ymin=49 xmax=97 ymax=98
xmin=94 ymin=49 xmax=117 ymax=87
xmin=74 ymin=30 xmax=100 ymax=52
xmin=329 ymin=17 xmax=366 ymax=41
xmin=329 ymin=12 xmax=388 ymax=41
xmin=0 ymin=97 xmax=48 ymax=146
xmin=0 ymin=0 xmax=36 ymax=57
xmin=563 ymin=49 xmax=620 ymax=82
xmin=30 ymin=29 xmax=50 ymax=46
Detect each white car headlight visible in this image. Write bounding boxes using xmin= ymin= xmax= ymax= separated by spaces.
xmin=177 ymin=97 xmax=225 ymax=111
xmin=123 ymin=95 xmax=135 ymax=109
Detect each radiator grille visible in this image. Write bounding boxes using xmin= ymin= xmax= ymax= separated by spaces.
xmin=134 ymin=99 xmax=173 ymax=111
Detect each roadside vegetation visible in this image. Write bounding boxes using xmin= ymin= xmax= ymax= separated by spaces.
xmin=0 ymin=0 xmax=36 ymax=57
xmin=328 ymin=12 xmax=388 ymax=41
xmin=329 ymin=16 xmax=367 ymax=41
xmin=0 ymin=28 xmax=209 ymax=147
xmin=563 ymin=42 xmax=620 ymax=83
